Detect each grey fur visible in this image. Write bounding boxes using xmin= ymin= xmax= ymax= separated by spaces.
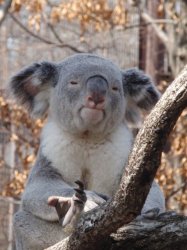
xmin=10 ymin=54 xmax=164 ymax=250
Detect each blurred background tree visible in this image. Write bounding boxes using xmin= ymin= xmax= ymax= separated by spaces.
xmin=0 ymin=0 xmax=186 ymax=249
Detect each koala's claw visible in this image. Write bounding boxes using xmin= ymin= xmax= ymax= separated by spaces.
xmin=74 ymin=188 xmax=84 ymax=194
xmin=75 ymin=180 xmax=84 ymax=190
xmin=73 ymin=180 xmax=87 ymax=202
xmin=48 ymin=180 xmax=87 ymax=227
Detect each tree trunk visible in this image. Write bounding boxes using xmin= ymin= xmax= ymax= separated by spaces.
xmin=143 ymin=0 xmax=166 ymax=83
xmin=46 ymin=66 xmax=187 ymax=250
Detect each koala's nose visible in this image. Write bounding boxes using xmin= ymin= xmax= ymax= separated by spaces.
xmin=87 ymin=94 xmax=105 ymax=106
xmin=86 ymin=75 xmax=108 ymax=108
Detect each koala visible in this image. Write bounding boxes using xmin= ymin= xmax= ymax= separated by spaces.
xmin=10 ymin=54 xmax=165 ymax=250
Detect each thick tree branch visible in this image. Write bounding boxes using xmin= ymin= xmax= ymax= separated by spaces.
xmin=46 ymin=66 xmax=187 ymax=250
xmin=0 ymin=0 xmax=12 ymax=26
xmin=111 ymin=213 xmax=187 ymax=250
xmin=46 ymin=213 xmax=187 ymax=250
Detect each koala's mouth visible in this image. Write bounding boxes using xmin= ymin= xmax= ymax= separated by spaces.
xmin=80 ymin=107 xmax=105 ymax=125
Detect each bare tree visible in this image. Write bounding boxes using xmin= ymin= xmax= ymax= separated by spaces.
xmin=141 ymin=0 xmax=187 ymax=77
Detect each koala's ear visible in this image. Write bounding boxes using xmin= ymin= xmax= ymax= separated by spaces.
xmin=9 ymin=62 xmax=58 ymax=117
xmin=122 ymin=68 xmax=160 ymax=125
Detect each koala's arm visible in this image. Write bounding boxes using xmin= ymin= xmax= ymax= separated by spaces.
xmin=22 ymin=156 xmax=107 ymax=222
xmin=22 ymin=177 xmax=71 ymax=222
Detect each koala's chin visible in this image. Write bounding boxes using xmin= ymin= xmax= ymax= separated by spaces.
xmin=80 ymin=107 xmax=104 ymax=126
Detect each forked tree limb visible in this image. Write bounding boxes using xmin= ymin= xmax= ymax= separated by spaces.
xmin=46 ymin=66 xmax=187 ymax=250
xmin=47 ymin=213 xmax=187 ymax=250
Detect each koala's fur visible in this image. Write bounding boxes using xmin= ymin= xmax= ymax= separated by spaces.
xmin=10 ymin=54 xmax=165 ymax=250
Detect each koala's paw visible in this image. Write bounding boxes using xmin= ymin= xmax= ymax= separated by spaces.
xmin=48 ymin=180 xmax=87 ymax=227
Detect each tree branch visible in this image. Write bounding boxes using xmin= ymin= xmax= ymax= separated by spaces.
xmin=123 ymin=18 xmax=176 ymax=31
xmin=111 ymin=213 xmax=187 ymax=250
xmin=166 ymin=183 xmax=187 ymax=202
xmin=9 ymin=13 xmax=85 ymax=53
xmin=46 ymin=66 xmax=187 ymax=250
xmin=0 ymin=0 xmax=12 ymax=26
xmin=0 ymin=196 xmax=21 ymax=205
xmin=44 ymin=213 xmax=187 ymax=250
xmin=47 ymin=22 xmax=65 ymax=44
xmin=141 ymin=12 xmax=170 ymax=50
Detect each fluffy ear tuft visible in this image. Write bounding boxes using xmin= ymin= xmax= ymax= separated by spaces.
xmin=9 ymin=62 xmax=58 ymax=117
xmin=122 ymin=68 xmax=160 ymax=126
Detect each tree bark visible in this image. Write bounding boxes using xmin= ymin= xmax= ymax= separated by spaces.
xmin=46 ymin=66 xmax=187 ymax=250
xmin=111 ymin=213 xmax=187 ymax=250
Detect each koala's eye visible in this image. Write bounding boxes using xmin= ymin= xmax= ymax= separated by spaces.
xmin=70 ymin=81 xmax=78 ymax=85
xmin=112 ymin=86 xmax=119 ymax=91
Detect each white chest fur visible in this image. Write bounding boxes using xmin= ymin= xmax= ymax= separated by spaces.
xmin=41 ymin=121 xmax=133 ymax=196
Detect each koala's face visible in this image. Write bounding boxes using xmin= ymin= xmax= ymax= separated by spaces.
xmin=10 ymin=54 xmax=160 ymax=136
xmin=50 ymin=55 xmax=125 ymax=134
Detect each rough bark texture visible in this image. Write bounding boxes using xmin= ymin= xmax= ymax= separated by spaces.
xmin=46 ymin=213 xmax=187 ymax=250
xmin=46 ymin=66 xmax=187 ymax=250
xmin=111 ymin=213 xmax=187 ymax=250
